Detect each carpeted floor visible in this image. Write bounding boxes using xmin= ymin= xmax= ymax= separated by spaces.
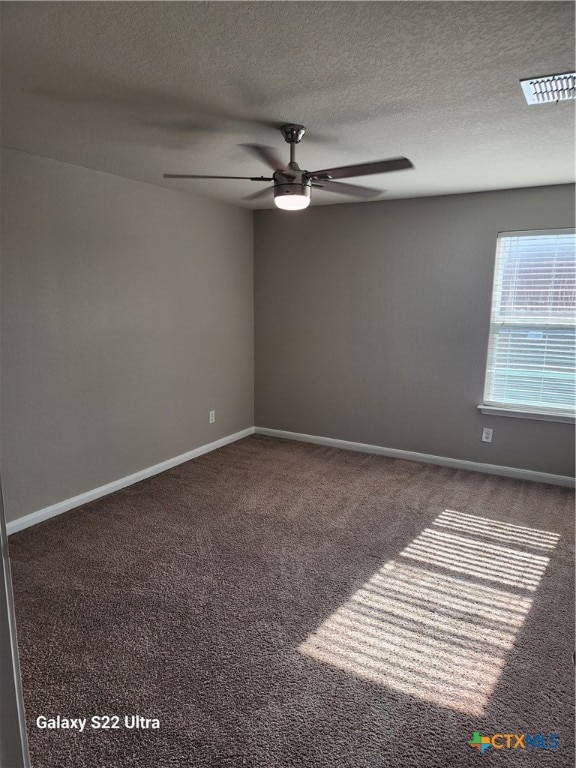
xmin=8 ymin=435 xmax=575 ymax=767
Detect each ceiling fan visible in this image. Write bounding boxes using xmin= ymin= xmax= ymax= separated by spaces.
xmin=164 ymin=124 xmax=414 ymax=210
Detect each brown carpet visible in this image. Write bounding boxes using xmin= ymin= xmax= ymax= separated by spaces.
xmin=8 ymin=435 xmax=575 ymax=767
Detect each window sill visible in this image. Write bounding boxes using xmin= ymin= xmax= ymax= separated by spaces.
xmin=478 ymin=405 xmax=575 ymax=424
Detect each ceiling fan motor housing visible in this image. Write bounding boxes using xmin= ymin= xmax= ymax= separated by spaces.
xmin=273 ymin=174 xmax=311 ymax=204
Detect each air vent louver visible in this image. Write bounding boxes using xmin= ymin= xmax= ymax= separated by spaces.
xmin=520 ymin=72 xmax=575 ymax=105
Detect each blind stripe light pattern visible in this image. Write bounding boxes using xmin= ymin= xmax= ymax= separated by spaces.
xmin=483 ymin=229 xmax=576 ymax=418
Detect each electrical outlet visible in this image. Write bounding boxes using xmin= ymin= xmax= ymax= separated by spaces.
xmin=209 ymin=410 xmax=215 ymax=424
xmin=481 ymin=427 xmax=493 ymax=443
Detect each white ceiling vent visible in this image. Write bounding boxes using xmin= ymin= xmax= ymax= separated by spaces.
xmin=520 ymin=72 xmax=575 ymax=105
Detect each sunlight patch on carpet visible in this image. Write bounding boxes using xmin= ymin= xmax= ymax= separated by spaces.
xmin=436 ymin=509 xmax=560 ymax=550
xmin=298 ymin=511 xmax=558 ymax=716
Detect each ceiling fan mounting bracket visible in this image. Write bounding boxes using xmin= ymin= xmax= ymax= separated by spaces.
xmin=280 ymin=124 xmax=306 ymax=144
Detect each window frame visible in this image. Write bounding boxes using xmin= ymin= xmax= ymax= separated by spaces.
xmin=479 ymin=228 xmax=576 ymax=425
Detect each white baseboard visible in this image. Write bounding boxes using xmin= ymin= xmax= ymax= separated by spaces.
xmin=6 ymin=427 xmax=255 ymax=536
xmin=255 ymin=427 xmax=575 ymax=488
xmin=7 ymin=423 xmax=573 ymax=535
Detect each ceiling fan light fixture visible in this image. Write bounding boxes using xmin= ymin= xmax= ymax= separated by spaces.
xmin=273 ymin=183 xmax=311 ymax=210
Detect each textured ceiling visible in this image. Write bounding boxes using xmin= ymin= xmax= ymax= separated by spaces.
xmin=1 ymin=1 xmax=574 ymax=209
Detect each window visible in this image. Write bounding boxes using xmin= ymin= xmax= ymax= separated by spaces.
xmin=481 ymin=229 xmax=576 ymax=423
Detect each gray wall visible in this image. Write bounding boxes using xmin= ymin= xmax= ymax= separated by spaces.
xmin=254 ymin=184 xmax=575 ymax=477
xmin=1 ymin=148 xmax=254 ymax=523
xmin=2 ymin=154 xmax=573 ymax=531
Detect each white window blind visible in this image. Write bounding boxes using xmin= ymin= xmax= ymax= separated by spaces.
xmin=483 ymin=229 xmax=576 ymax=419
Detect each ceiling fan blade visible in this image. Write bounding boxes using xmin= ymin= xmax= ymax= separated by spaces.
xmin=312 ymin=179 xmax=383 ymax=198
xmin=240 ymin=144 xmax=294 ymax=175
xmin=243 ymin=186 xmax=274 ymax=201
xmin=163 ymin=174 xmax=273 ymax=181
xmin=310 ymin=156 xmax=413 ymax=181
